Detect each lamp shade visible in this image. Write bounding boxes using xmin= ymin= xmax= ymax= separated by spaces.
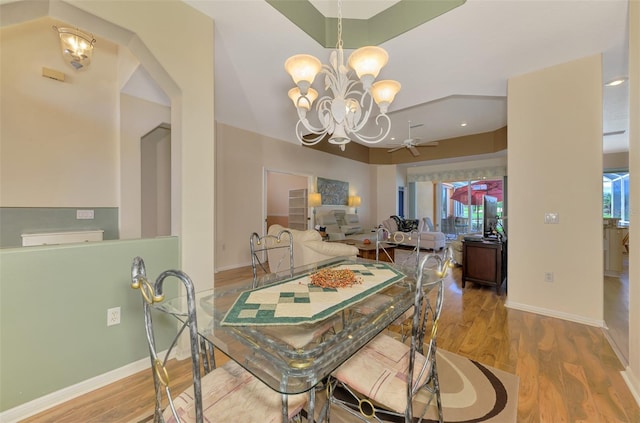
xmin=285 ymin=54 xmax=322 ymax=88
xmin=348 ymin=46 xmax=388 ymax=80
xmin=371 ymin=80 xmax=401 ymax=106
xmin=308 ymin=192 xmax=322 ymax=207
xmin=348 ymin=195 xmax=361 ymax=207
xmin=288 ymin=87 xmax=318 ymax=111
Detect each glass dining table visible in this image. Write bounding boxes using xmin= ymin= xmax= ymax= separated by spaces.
xmin=156 ymin=257 xmax=441 ymax=423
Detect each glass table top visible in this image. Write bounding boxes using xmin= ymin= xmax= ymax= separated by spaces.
xmin=157 ymin=257 xmax=441 ymax=395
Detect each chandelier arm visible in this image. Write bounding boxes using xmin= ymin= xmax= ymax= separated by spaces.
xmin=295 ymin=122 xmax=327 ymax=146
xmin=347 ymin=114 xmax=392 ymax=144
xmin=296 ymin=96 xmax=335 ymax=134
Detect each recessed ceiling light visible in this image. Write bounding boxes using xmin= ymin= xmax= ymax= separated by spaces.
xmin=605 ymin=77 xmax=628 ymax=87
xmin=460 ymin=122 xmax=467 ymax=127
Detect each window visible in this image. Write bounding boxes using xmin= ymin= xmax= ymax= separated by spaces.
xmin=603 ymin=172 xmax=629 ymax=224
xmin=439 ymin=178 xmax=504 ymax=239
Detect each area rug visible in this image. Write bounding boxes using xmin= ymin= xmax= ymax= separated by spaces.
xmin=308 ymin=349 xmax=519 ymax=422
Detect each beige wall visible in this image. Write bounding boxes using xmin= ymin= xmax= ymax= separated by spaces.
xmin=69 ymin=0 xmax=215 ymax=290
xmin=625 ymin=0 xmax=639 ymax=401
xmin=214 ymin=123 xmax=372 ymax=271
xmin=120 ymin=94 xmax=171 ymax=239
xmin=1 ymin=0 xmax=215 ymax=290
xmin=507 ymin=55 xmax=604 ymax=324
xmin=0 ymin=18 xmax=119 ymax=207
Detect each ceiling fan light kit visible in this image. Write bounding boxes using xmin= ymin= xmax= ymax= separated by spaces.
xmin=284 ymin=0 xmax=401 ymax=151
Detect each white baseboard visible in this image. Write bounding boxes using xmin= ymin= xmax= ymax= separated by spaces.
xmin=621 ymin=367 xmax=640 ymax=408
xmin=0 ymin=354 xmax=159 ymax=423
xmin=505 ymin=300 xmax=604 ymax=328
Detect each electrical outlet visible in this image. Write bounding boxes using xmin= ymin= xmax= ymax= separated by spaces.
xmin=544 ymin=272 xmax=554 ymax=283
xmin=107 ymin=307 xmax=121 ymax=326
xmin=76 ymin=209 xmax=94 ymax=220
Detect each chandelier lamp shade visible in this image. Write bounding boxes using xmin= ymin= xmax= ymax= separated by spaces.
xmin=53 ymin=26 xmax=96 ymax=70
xmin=284 ymin=1 xmax=401 ymax=151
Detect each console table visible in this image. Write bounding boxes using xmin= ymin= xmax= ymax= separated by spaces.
xmin=462 ymin=239 xmax=507 ymax=294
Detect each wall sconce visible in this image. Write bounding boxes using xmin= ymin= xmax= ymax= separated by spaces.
xmin=348 ymin=195 xmax=361 ymax=214
xmin=308 ymin=192 xmax=322 ymax=228
xmin=53 ymin=26 xmax=96 ymax=70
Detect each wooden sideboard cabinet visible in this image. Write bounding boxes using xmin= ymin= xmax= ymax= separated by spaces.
xmin=462 ymin=239 xmax=507 ymax=294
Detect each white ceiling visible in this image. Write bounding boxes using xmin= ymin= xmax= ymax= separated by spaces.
xmin=132 ymin=0 xmax=631 ymax=155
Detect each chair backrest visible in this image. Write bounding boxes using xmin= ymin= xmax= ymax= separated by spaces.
xmin=375 ymin=227 xmax=394 ymax=263
xmin=130 ymin=257 xmax=212 ymax=423
xmin=250 ymin=229 xmax=294 ymax=288
xmin=424 ymin=217 xmax=435 ymax=232
xmin=405 ymin=249 xmax=453 ymax=420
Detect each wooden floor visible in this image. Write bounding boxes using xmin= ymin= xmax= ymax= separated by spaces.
xmin=604 ymin=253 xmax=630 ymax=364
xmin=21 ymin=264 xmax=640 ymax=422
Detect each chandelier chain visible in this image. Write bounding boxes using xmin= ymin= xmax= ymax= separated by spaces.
xmin=336 ymin=0 xmax=343 ymax=50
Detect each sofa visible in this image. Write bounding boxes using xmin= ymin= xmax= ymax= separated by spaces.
xmin=379 ymin=216 xmax=446 ymax=251
xmin=266 ymin=224 xmax=358 ymax=271
xmin=316 ymin=211 xmax=364 ymax=240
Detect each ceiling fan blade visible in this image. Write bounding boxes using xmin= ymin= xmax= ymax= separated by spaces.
xmin=415 ymin=140 xmax=439 ymax=147
xmin=387 ymin=145 xmax=405 ymax=153
xmin=410 ymin=123 xmax=424 ymax=129
xmin=604 ymin=130 xmax=626 ymax=136
xmin=408 ymin=146 xmax=420 ymax=156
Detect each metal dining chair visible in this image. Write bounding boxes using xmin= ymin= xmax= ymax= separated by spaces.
xmin=326 ymin=251 xmax=452 ymax=423
xmin=375 ymin=226 xmax=422 ymax=272
xmin=130 ymin=257 xmax=306 ymax=423
xmin=250 ymin=229 xmax=294 ymax=288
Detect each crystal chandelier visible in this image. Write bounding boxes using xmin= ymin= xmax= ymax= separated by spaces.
xmin=284 ymin=0 xmax=401 ymax=151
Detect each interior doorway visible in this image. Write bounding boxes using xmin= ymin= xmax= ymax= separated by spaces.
xmin=264 ymin=170 xmax=310 ymax=234
xmin=141 ymin=123 xmax=171 ymax=238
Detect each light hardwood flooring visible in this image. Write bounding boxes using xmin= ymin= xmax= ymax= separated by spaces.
xmin=21 ymin=264 xmax=640 ymax=422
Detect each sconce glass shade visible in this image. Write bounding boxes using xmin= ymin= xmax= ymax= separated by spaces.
xmin=348 ymin=195 xmax=361 ymax=207
xmin=54 ymin=26 xmax=96 ymax=70
xmin=308 ymin=192 xmax=322 ymax=207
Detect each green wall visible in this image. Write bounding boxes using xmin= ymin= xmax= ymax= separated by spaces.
xmin=0 ymin=237 xmax=180 ymax=411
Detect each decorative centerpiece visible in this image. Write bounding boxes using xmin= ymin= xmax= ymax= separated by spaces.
xmin=309 ymin=268 xmax=363 ymax=289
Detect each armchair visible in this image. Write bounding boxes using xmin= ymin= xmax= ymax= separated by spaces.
xmin=316 ymin=213 xmax=345 ymax=241
xmin=267 ymin=224 xmax=358 ymax=269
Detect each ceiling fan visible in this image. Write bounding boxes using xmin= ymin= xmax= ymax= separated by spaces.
xmin=387 ymin=121 xmax=439 ymax=157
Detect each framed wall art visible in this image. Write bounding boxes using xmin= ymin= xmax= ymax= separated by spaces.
xmin=317 ymin=177 xmax=349 ymax=205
